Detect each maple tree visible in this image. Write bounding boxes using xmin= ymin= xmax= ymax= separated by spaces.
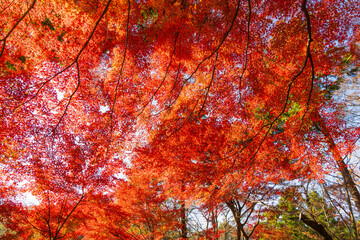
xmin=87 ymin=166 xmax=184 ymax=240
xmin=1 ymin=0 xmax=360 ymax=239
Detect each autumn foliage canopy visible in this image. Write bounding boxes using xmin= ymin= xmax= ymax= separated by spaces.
xmin=1 ymin=0 xmax=360 ymax=239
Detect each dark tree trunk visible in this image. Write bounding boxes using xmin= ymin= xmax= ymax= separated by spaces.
xmin=299 ymin=212 xmax=333 ymax=240
xmin=180 ymin=202 xmax=187 ymax=238
xmin=226 ymin=201 xmax=249 ymax=240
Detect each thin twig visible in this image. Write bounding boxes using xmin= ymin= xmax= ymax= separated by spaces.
xmin=110 ymin=0 xmax=131 ymax=132
xmin=238 ymin=0 xmax=252 ymax=103
xmin=198 ymin=51 xmax=219 ymax=116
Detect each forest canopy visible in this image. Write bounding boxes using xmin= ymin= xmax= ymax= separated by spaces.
xmin=1 ymin=0 xmax=360 ymax=239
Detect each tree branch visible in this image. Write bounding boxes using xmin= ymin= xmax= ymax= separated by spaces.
xmin=0 ymin=0 xmax=36 ymax=59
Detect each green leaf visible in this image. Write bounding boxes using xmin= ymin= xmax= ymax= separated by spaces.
xmin=57 ymin=31 xmax=65 ymax=42
xmin=5 ymin=61 xmax=16 ymax=71
xmin=18 ymin=56 xmax=26 ymax=63
xmin=342 ymin=53 xmax=352 ymax=64
xmin=41 ymin=17 xmax=55 ymax=31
